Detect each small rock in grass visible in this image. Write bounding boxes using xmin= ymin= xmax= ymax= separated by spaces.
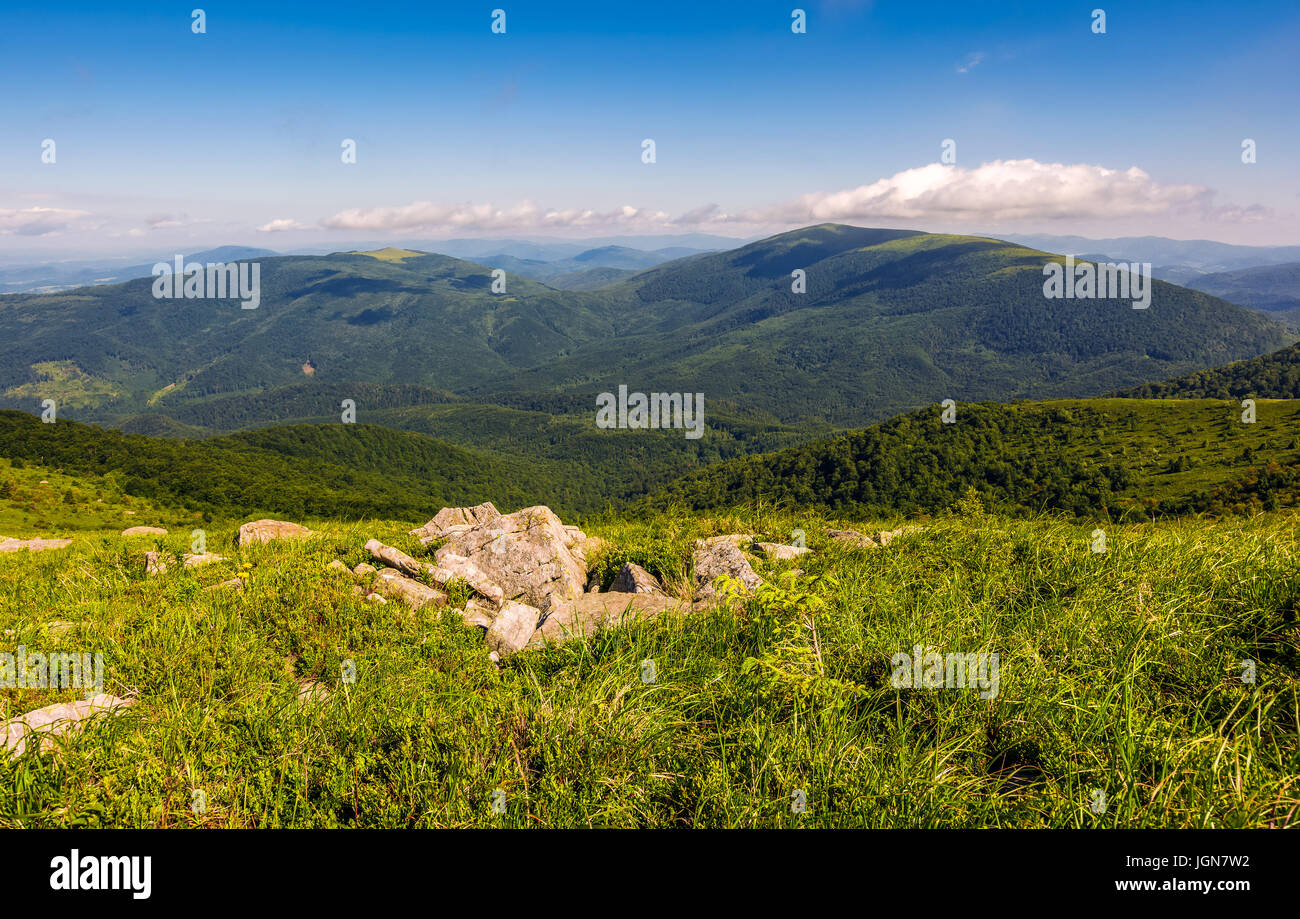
xmin=610 ymin=562 xmax=665 ymax=595
xmin=3 ymin=694 xmax=135 ymax=760
xmin=236 ymin=519 xmax=313 ymax=546
xmin=755 ymin=542 xmax=811 ymax=561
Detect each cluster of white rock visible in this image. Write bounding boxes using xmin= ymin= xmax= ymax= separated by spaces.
xmin=3 ymin=506 xmax=924 ymax=758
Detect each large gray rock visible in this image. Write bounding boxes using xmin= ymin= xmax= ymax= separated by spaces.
xmin=528 ymin=593 xmax=687 ymax=648
xmin=434 ymin=505 xmax=586 ymax=611
xmin=692 ymin=536 xmax=764 ymax=601
xmin=371 ymin=569 xmax=447 ymax=610
xmin=410 ymin=502 xmax=501 ymax=544
xmin=485 ymin=600 xmax=542 ymax=656
xmin=236 ymin=519 xmax=313 ymax=546
xmin=610 ymin=562 xmax=665 ymax=595
xmin=364 ymin=539 xmax=503 ymax=604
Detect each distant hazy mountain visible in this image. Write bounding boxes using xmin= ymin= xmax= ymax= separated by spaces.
xmin=1183 ymin=262 xmax=1300 ymax=329
xmin=475 ymin=244 xmax=716 ymax=287
xmin=0 ymin=225 xmax=1288 ymax=436
xmin=1002 ymin=233 xmax=1300 ymax=296
xmin=0 ymin=246 xmax=280 ymax=295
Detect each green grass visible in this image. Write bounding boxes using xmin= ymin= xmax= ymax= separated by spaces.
xmin=0 ymin=457 xmax=189 ymax=537
xmin=2 ymin=506 xmax=1296 ymax=828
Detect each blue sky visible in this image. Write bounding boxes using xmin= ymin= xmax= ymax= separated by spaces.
xmin=3 ymin=0 xmax=1298 ymax=253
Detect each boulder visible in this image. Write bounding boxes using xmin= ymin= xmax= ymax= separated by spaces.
xmin=371 ymin=569 xmax=447 ymax=610
xmin=121 ymin=526 xmax=168 ymax=537
xmin=236 ymin=519 xmax=313 ymax=547
xmin=183 ymin=552 xmax=227 ymax=568
xmin=0 ymin=536 xmax=72 ymax=553
xmin=692 ymin=536 xmax=763 ymax=601
xmin=144 ymin=551 xmax=170 ymax=576
xmin=431 ymin=552 xmax=505 ymax=604
xmin=755 ymin=542 xmax=812 ymax=561
xmin=326 ymin=559 xmax=349 ymax=573
xmin=410 ymin=502 xmax=501 ymax=544
xmin=205 ymin=577 xmax=243 ymax=592
xmin=485 ymin=600 xmax=542 ymax=656
xmin=456 ymin=598 xmax=497 ymax=630
xmin=434 ymin=505 xmax=585 ymax=611
xmin=610 ymin=562 xmax=665 ymax=595
xmin=528 ymin=592 xmax=686 ymax=648
xmin=352 ymin=562 xmax=376 ymax=577
xmin=364 ymin=539 xmax=503 ymax=604
xmin=4 ymin=694 xmax=135 ymax=760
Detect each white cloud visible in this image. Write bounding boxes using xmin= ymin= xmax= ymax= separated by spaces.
xmin=956 ymin=51 xmax=985 ymax=73
xmin=321 ymin=200 xmax=670 ymax=233
xmin=257 ymin=218 xmax=313 ymax=233
xmin=736 ymin=160 xmax=1213 ymax=224
xmin=294 ymin=159 xmax=1258 ymax=239
xmin=0 ymin=206 xmax=98 ymax=237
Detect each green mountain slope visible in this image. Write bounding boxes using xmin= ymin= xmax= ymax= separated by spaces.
xmin=1 ymin=225 xmax=1290 ymax=436
xmin=1118 ymin=341 xmax=1300 ymax=399
xmin=0 ymin=410 xmax=585 ymax=520
xmin=0 ymin=250 xmax=616 ymax=419
xmin=473 ymin=224 xmax=1295 ymax=425
xmin=647 ymin=398 xmax=1300 ymax=519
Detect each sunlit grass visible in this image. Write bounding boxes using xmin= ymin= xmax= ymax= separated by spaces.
xmin=1 ymin=507 xmax=1296 ymax=828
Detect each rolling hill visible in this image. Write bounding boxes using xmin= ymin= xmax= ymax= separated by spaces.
xmin=646 ymin=398 xmax=1300 ymax=519
xmin=0 ymin=225 xmax=1291 ymax=441
xmin=1117 ymin=340 xmax=1300 ymax=400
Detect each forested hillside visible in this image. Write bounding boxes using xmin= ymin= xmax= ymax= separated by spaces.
xmin=647 ymin=399 xmax=1300 ymax=519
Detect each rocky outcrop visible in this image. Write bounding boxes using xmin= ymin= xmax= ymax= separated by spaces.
xmin=0 ymin=536 xmax=72 ymax=553
xmin=236 ymin=519 xmax=314 ymax=547
xmin=121 ymin=526 xmax=168 ymax=537
xmin=692 ymin=536 xmax=763 ymax=601
xmin=610 ymin=562 xmax=665 ymax=595
xmin=361 ymin=505 xmax=704 ymax=660
xmin=183 ymin=552 xmax=227 ymax=567
xmin=364 ymin=539 xmax=503 ymax=604
xmin=409 ymin=502 xmax=501 ymax=544
xmin=3 ymin=694 xmax=135 ymax=759
xmin=433 ymin=505 xmax=586 ymax=611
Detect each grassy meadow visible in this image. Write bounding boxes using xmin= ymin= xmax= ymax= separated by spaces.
xmin=2 ymin=500 xmax=1297 ymax=828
